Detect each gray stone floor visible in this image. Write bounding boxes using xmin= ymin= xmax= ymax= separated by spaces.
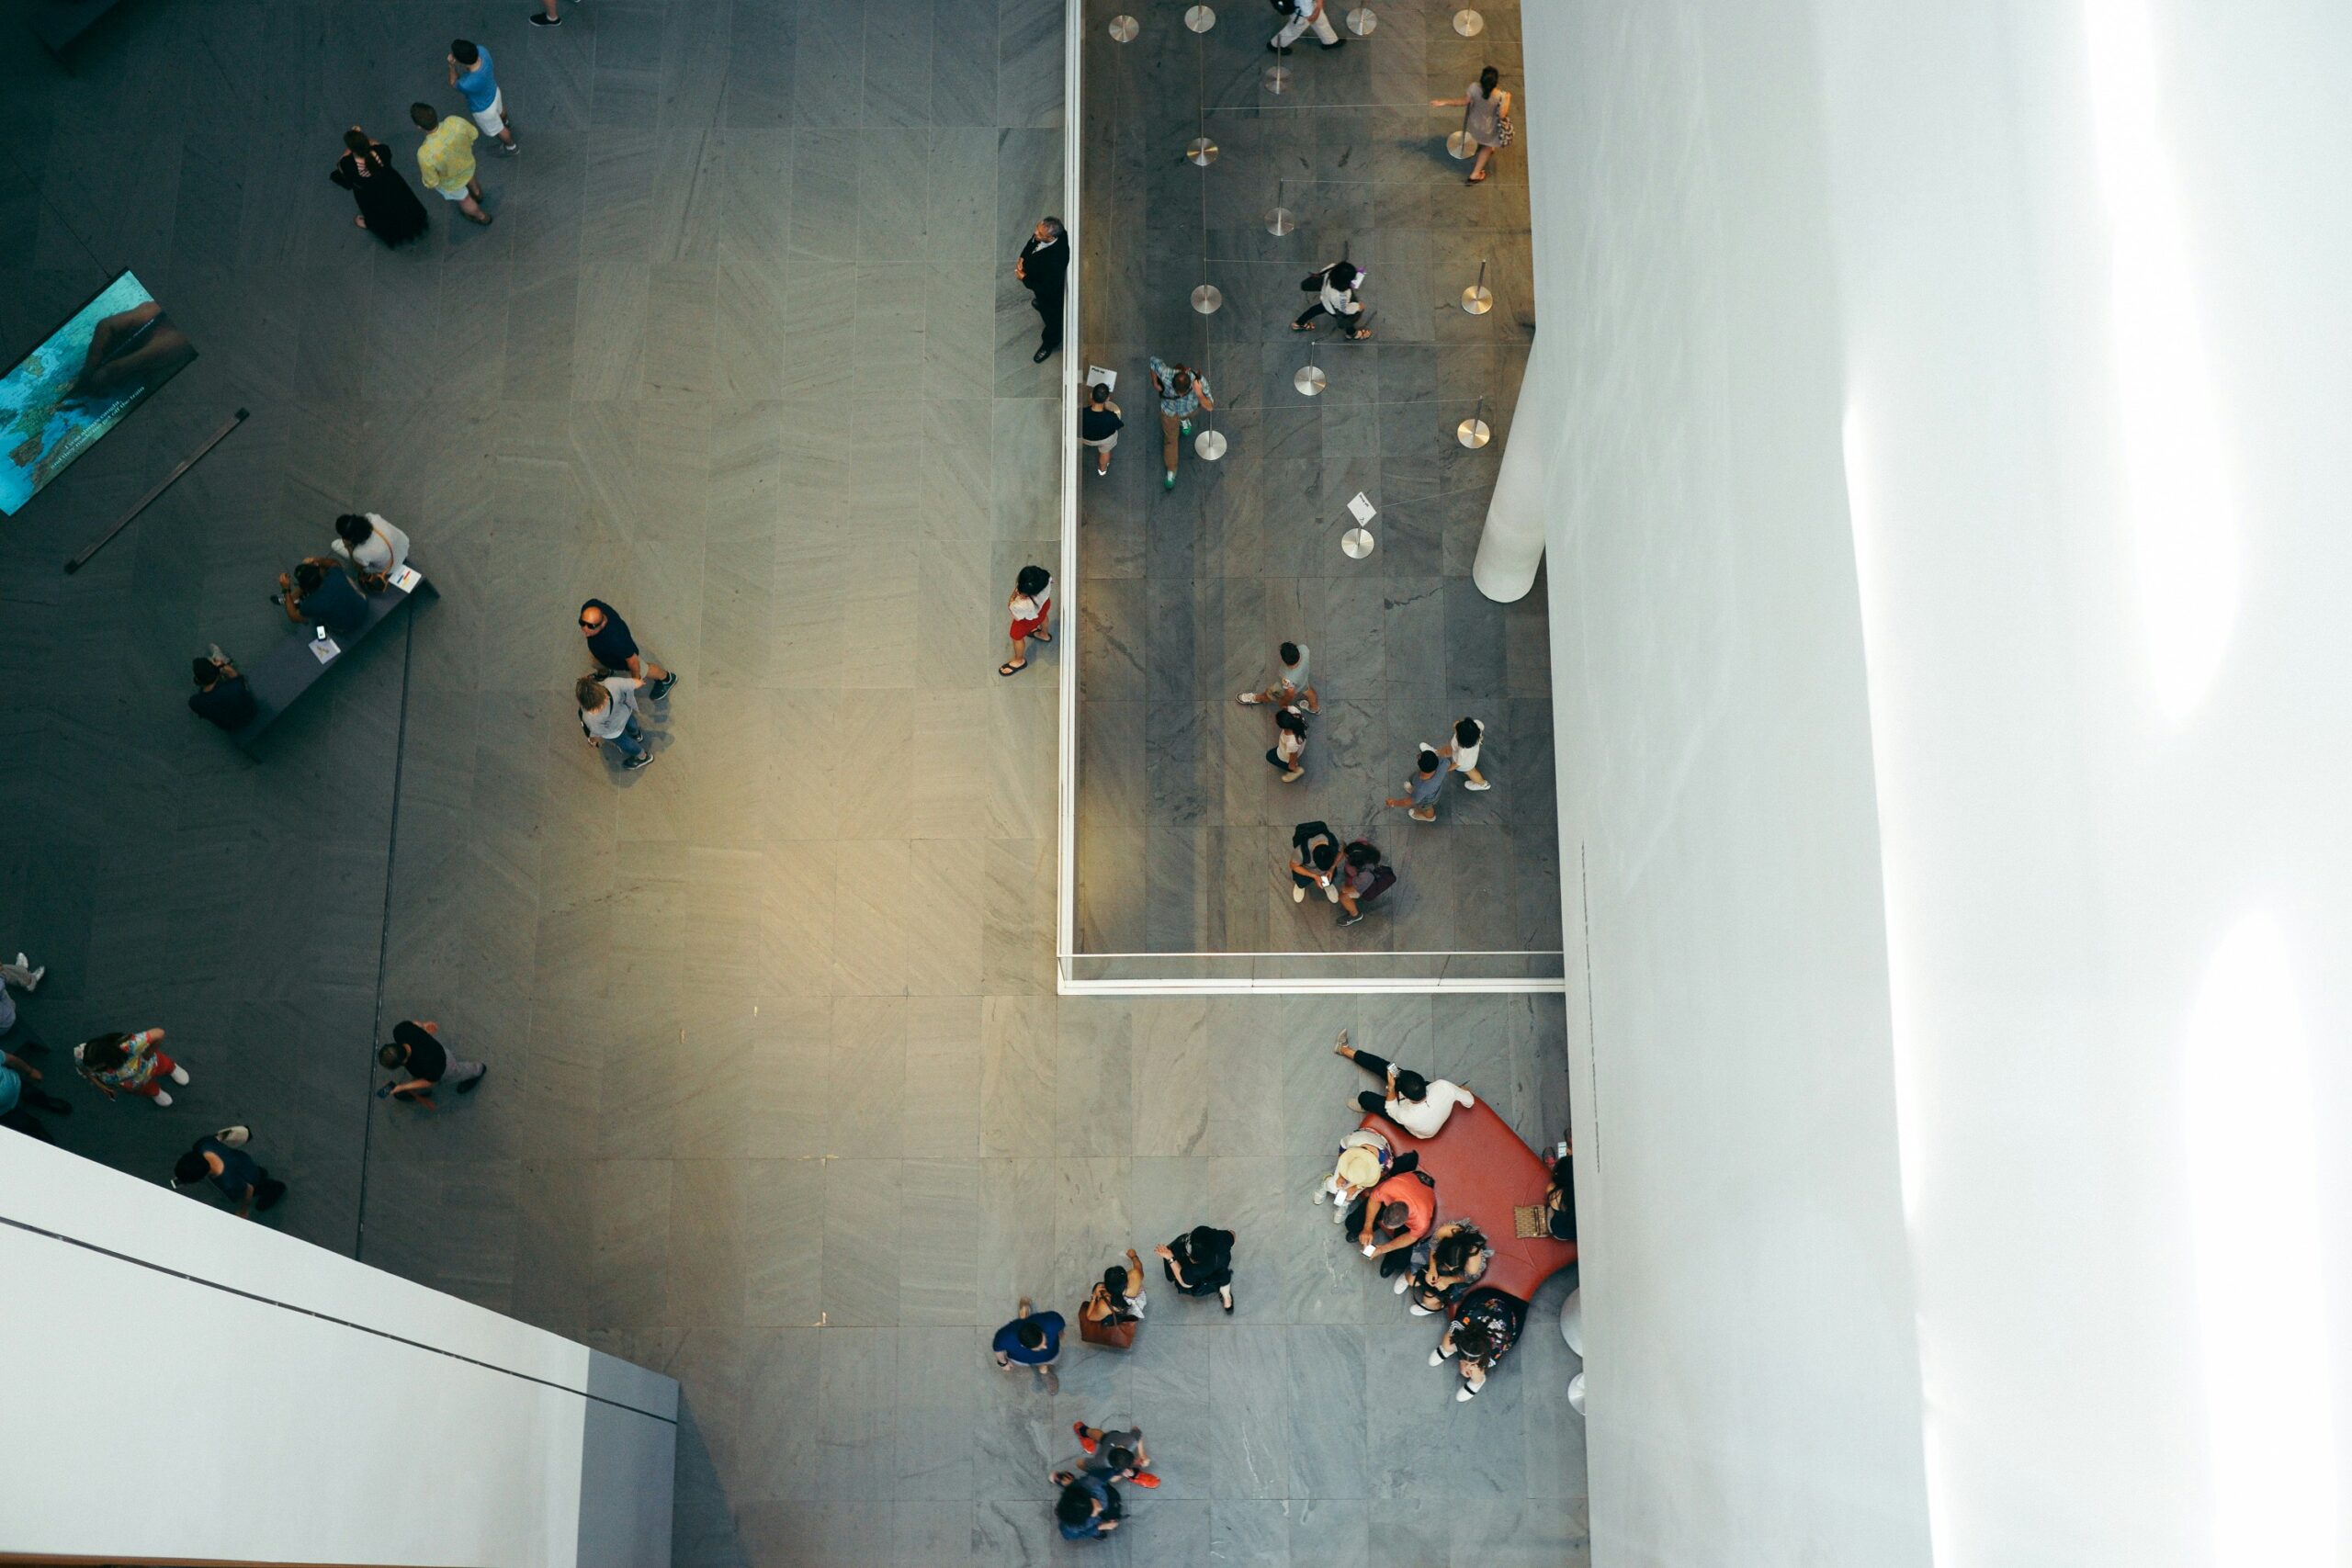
xmin=1071 ymin=0 xmax=1559 ymax=964
xmin=0 ymin=2 xmax=1584 ymax=1563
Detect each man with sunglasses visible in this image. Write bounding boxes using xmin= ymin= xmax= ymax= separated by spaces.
xmin=577 ymin=599 xmax=676 ymax=699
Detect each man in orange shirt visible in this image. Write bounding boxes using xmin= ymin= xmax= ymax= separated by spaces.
xmin=1355 ymin=1167 xmax=1436 ymax=1279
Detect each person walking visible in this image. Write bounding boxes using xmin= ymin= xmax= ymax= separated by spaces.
xmin=1001 ymin=565 xmax=1053 ymax=676
xmin=449 ymin=40 xmax=518 ymax=153
xmin=1440 ymin=716 xmax=1492 ymax=790
xmin=1267 ymin=705 xmax=1308 ymax=783
xmin=1268 ymin=0 xmax=1344 ymax=51
xmin=376 ymin=1019 xmax=488 ymax=1107
xmin=578 ymin=599 xmax=677 ymax=696
xmin=1293 ymin=261 xmax=1370 ymax=340
xmin=1054 ymin=1472 xmax=1122 ymax=1541
xmin=278 ymin=557 xmax=368 ymax=636
xmin=1015 ymin=218 xmax=1068 ymax=363
xmin=332 ymin=513 xmax=413 ymax=589
xmin=1238 ymin=641 xmax=1317 ymax=711
xmin=992 ymin=1295 xmax=1067 ymax=1393
xmin=171 ymin=1126 xmax=288 ymax=1217
xmin=1333 ymin=1031 xmax=1476 ymax=1136
xmin=3 ymin=951 xmax=47 ymax=998
xmin=1156 ymin=1224 xmax=1236 ymax=1314
xmin=578 ymin=675 xmax=652 ymax=770
xmin=1433 ymin=67 xmax=1512 ymax=185
xmin=1078 ymin=1249 xmax=1147 ymax=1348
xmin=1080 ymin=383 xmax=1123 ymax=476
xmin=1 ymin=1043 xmax=72 ymax=1142
xmin=1146 ymin=357 xmax=1213 ymax=492
xmin=529 ymin=0 xmax=576 ymax=27
xmin=1336 ymin=840 xmax=1394 ymax=927
xmin=187 ymin=652 xmax=257 ymax=730
xmin=1066 ymin=1421 xmax=1160 ymax=1487
xmin=74 ymin=1028 xmax=186 ymax=1108
xmin=411 ymin=103 xmax=492 ymax=226
xmin=1288 ymin=820 xmax=1340 ymax=904
xmin=331 ymin=126 xmax=430 ymax=246
xmin=1385 ymin=745 xmax=1453 ymax=823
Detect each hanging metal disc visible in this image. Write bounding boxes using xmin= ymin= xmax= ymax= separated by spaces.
xmin=1346 ymin=6 xmax=1377 ymax=35
xmin=1264 ymin=64 xmax=1293 ymax=94
xmin=1265 ymin=206 xmax=1295 ymax=235
xmin=1185 ymin=137 xmax=1218 ymax=166
xmin=1295 ymin=364 xmax=1327 ymax=397
xmin=1446 ymin=130 xmax=1475 ymax=160
xmin=1191 ymin=284 xmax=1224 ymax=314
xmin=1194 ymin=429 xmax=1228 ymax=460
xmin=1185 ymin=4 xmax=1216 ymax=32
xmin=1453 ymin=7 xmax=1484 ymax=36
xmin=1340 ymin=526 xmax=1377 ymax=559
xmin=1457 ymin=416 xmax=1491 ymax=449
xmin=1108 ymin=14 xmax=1139 ymax=41
xmin=1461 ymin=284 xmax=1493 ymax=315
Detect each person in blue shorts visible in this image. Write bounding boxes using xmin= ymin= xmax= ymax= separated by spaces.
xmin=991 ymin=1294 xmax=1065 ymax=1393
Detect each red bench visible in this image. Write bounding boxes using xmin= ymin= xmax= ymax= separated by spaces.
xmin=1359 ymin=1099 xmax=1576 ymax=1303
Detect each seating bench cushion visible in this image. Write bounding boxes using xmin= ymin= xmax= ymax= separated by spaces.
xmin=1359 ymin=1098 xmax=1575 ymax=1303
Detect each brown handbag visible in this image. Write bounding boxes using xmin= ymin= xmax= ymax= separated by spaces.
xmin=1079 ymin=1303 xmax=1138 ymax=1350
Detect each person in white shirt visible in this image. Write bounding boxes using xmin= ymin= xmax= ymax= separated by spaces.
xmin=331 ymin=512 xmax=411 ymax=583
xmin=576 ymin=674 xmax=651 ymax=770
xmin=1441 ymin=715 xmax=1492 ymax=791
xmin=1293 ymin=260 xmax=1370 ymax=340
xmin=1269 ymin=0 xmax=1343 ymax=51
xmin=1333 ymin=1031 xmax=1476 ymax=1138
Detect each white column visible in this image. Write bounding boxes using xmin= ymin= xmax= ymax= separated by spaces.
xmin=1474 ymin=338 xmax=1553 ymax=603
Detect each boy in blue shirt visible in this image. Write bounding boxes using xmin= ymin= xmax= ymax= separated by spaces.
xmin=990 ymin=1295 xmax=1066 ymax=1393
xmin=448 ymin=39 xmax=517 ymax=152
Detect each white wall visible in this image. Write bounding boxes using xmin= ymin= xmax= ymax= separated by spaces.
xmin=0 ymin=1134 xmax=676 ymax=1567
xmin=1521 ymin=2 xmax=2352 ymax=1565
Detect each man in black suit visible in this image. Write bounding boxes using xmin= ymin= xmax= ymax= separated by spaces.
xmin=1016 ymin=216 xmax=1068 ymax=364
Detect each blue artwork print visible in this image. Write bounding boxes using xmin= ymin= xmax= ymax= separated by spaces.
xmin=0 ymin=271 xmax=197 ymax=516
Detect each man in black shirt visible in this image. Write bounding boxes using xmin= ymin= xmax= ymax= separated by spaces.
xmin=187 ymin=653 xmax=257 ymax=730
xmin=377 ymin=1019 xmax=488 ymax=1106
xmin=578 ymin=599 xmax=676 ymax=698
xmin=1015 ymin=217 xmax=1068 ymax=364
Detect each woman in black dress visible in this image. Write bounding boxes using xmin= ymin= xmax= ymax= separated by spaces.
xmin=331 ymin=125 xmax=428 ymax=247
xmin=1155 ymin=1224 xmax=1236 ymax=1314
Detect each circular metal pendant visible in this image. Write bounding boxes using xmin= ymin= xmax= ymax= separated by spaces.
xmin=1340 ymin=526 xmax=1377 ymax=559
xmin=1461 ymin=284 xmax=1493 ymax=315
xmin=1264 ymin=64 xmax=1293 ymax=94
xmin=1186 ymin=136 xmax=1219 ymax=165
xmin=1265 ymin=206 xmax=1295 ymax=235
xmin=1191 ymin=283 xmax=1224 ymax=314
xmin=1453 ymin=8 xmax=1484 ymax=37
xmin=1446 ymin=130 xmax=1475 ymax=160
xmin=1194 ymin=429 xmax=1228 ymax=460
xmin=1347 ymin=6 xmax=1377 ymax=35
xmin=1295 ymin=364 xmax=1327 ymax=397
xmin=1185 ymin=4 xmax=1216 ymax=32
xmin=1456 ymin=416 xmax=1491 ymax=449
xmin=1108 ymin=13 xmax=1138 ymax=41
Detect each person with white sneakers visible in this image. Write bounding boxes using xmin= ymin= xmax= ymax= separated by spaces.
xmin=1288 ymin=820 xmax=1340 ymax=903
xmin=1442 ymin=716 xmax=1492 ymax=791
xmin=1238 ymin=641 xmax=1317 ymax=712
xmin=1433 ymin=1287 xmax=1525 ymax=1401
xmin=74 ymin=1027 xmax=187 ymax=1107
xmin=1269 ymin=0 xmax=1344 ymax=52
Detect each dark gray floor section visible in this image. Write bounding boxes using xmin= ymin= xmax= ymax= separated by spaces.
xmin=0 ymin=2 xmax=1585 ymax=1563
xmin=1072 ymin=0 xmax=1559 ymax=964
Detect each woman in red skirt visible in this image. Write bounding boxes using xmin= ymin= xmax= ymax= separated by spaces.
xmin=1001 ymin=564 xmax=1053 ymax=676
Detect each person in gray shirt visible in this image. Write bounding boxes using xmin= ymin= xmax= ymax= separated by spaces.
xmin=1385 ymin=745 xmax=1453 ymax=823
xmin=577 ymin=674 xmax=651 ymax=770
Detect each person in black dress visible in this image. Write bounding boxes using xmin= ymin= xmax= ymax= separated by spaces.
xmin=1155 ymin=1224 xmax=1236 ymax=1314
xmin=1015 ymin=217 xmax=1068 ymax=364
xmin=332 ymin=126 xmax=429 ymax=248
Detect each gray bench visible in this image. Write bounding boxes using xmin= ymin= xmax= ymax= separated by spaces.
xmin=228 ymin=565 xmax=434 ymax=752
